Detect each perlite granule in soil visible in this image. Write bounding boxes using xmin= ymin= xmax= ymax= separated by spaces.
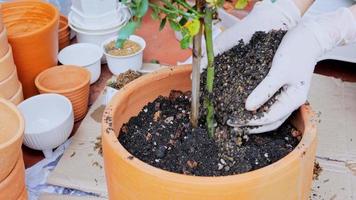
xmin=118 ymin=30 xmax=301 ymax=176
xmin=105 ymin=40 xmax=142 ymax=56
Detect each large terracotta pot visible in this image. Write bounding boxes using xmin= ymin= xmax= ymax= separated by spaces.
xmin=1 ymin=1 xmax=59 ymax=98
xmin=35 ymin=65 xmax=90 ymax=121
xmin=0 ymin=153 xmax=26 ymax=200
xmin=58 ymin=14 xmax=70 ymax=51
xmin=102 ymin=65 xmax=318 ymax=200
xmin=0 ymin=98 xmax=24 ymax=182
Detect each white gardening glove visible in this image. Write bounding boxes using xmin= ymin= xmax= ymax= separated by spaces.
xmin=244 ymin=7 xmax=356 ymax=134
xmin=200 ymin=0 xmax=302 ymax=70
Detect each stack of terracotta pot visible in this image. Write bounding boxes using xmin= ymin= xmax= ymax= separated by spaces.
xmin=0 ymin=98 xmax=27 ymax=199
xmin=0 ymin=5 xmax=24 ymax=105
xmin=1 ymin=1 xmax=60 ymax=98
xmin=59 ymin=14 xmax=71 ymax=51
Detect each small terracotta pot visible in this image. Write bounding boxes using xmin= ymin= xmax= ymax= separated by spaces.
xmin=59 ymin=14 xmax=70 ymax=50
xmin=2 ymin=1 xmax=59 ymax=98
xmin=0 ymin=45 xmax=16 ymax=82
xmin=0 ymin=98 xmax=24 ymax=182
xmin=0 ymin=28 xmax=9 ymax=59
xmin=35 ymin=65 xmax=90 ymax=121
xmin=17 ymin=187 xmax=28 ymax=200
xmin=9 ymin=83 xmax=24 ymax=105
xmin=102 ymin=65 xmax=318 ymax=200
xmin=0 ymin=69 xmax=20 ymax=99
xmin=0 ymin=5 xmax=3 ymax=33
xmin=0 ymin=153 xmax=26 ymax=200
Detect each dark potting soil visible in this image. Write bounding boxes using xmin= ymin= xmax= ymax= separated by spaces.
xmin=200 ymin=30 xmax=286 ymax=124
xmin=118 ymin=30 xmax=300 ymax=176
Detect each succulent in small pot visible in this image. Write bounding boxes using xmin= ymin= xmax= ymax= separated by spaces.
xmin=102 ymin=35 xmax=146 ymax=75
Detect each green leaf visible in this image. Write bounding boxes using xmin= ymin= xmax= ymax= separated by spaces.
xmin=116 ymin=21 xmax=139 ymax=48
xmin=136 ymin=0 xmax=149 ymax=18
xmin=184 ymin=19 xmax=200 ymax=36
xmin=169 ymin=19 xmax=181 ymax=32
xmin=151 ymin=7 xmax=160 ymax=20
xmin=206 ymin=0 xmax=224 ymax=8
xmin=180 ymin=35 xmax=192 ymax=49
xmin=159 ymin=17 xmax=167 ymax=31
xmin=235 ymin=0 xmax=249 ymax=10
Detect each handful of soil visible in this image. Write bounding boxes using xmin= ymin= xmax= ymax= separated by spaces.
xmin=107 ymin=70 xmax=142 ymax=90
xmin=105 ymin=40 xmax=142 ymax=56
xmin=200 ymin=30 xmax=287 ymax=124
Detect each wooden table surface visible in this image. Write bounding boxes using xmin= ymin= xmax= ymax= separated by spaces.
xmin=22 ymin=11 xmax=356 ymax=168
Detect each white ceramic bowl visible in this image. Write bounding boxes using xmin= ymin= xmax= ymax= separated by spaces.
xmin=102 ymin=35 xmax=146 ymax=75
xmin=18 ymin=94 xmax=74 ymax=158
xmin=58 ymin=43 xmax=103 ymax=84
xmin=69 ymin=6 xmax=127 ymax=31
xmin=71 ymin=0 xmax=118 ymax=16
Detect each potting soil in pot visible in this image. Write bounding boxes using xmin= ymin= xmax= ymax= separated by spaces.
xmin=119 ymin=30 xmax=301 ymax=176
xmin=105 ymin=40 xmax=141 ymax=56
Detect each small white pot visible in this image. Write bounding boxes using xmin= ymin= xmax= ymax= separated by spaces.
xmin=102 ymin=35 xmax=146 ymax=75
xmin=58 ymin=43 xmax=103 ymax=84
xmin=71 ymin=0 xmax=118 ymax=16
xmin=18 ymin=94 xmax=74 ymax=158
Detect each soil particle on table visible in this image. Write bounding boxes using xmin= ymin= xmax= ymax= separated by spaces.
xmin=118 ymin=30 xmax=300 ymax=176
xmin=107 ymin=70 xmax=142 ymax=90
xmin=200 ymin=30 xmax=287 ymax=125
xmin=105 ymin=40 xmax=142 ymax=56
xmin=119 ymin=90 xmax=300 ymax=176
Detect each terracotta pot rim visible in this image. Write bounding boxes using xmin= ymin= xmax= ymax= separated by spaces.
xmin=59 ymin=15 xmax=69 ymax=33
xmin=2 ymin=1 xmax=59 ymax=39
xmin=102 ymin=65 xmax=318 ymax=184
xmin=9 ymin=82 xmax=22 ymax=101
xmin=0 ymin=98 xmax=24 ymax=149
xmin=0 ymin=67 xmax=17 ymax=85
xmin=35 ymin=65 xmax=90 ymax=94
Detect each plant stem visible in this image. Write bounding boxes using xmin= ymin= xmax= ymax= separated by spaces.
xmin=149 ymin=3 xmax=193 ymax=19
xmin=190 ymin=0 xmax=204 ymax=128
xmin=174 ymin=0 xmax=202 ymax=17
xmin=204 ymin=7 xmax=215 ymax=137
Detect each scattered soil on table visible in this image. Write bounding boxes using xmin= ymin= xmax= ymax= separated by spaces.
xmin=119 ymin=90 xmax=300 ymax=176
xmin=107 ymin=70 xmax=142 ymax=90
xmin=313 ymin=161 xmax=322 ymax=180
xmin=105 ymin=40 xmax=142 ymax=56
xmin=200 ymin=30 xmax=287 ymax=125
xmin=118 ymin=30 xmax=300 ymax=176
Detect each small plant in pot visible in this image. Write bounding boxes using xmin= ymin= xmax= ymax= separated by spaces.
xmin=102 ymin=0 xmax=317 ymax=199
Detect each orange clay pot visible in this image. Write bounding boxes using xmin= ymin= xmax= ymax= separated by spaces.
xmin=0 ymin=4 xmax=3 ymax=33
xmin=0 ymin=27 xmax=9 ymax=59
xmin=0 ymin=98 xmax=24 ymax=182
xmin=0 ymin=45 xmax=16 ymax=82
xmin=0 ymin=68 xmax=20 ymax=99
xmin=1 ymin=1 xmax=59 ymax=98
xmin=59 ymin=14 xmax=70 ymax=51
xmin=0 ymin=153 xmax=26 ymax=200
xmin=35 ymin=65 xmax=90 ymax=121
xmin=102 ymin=65 xmax=318 ymax=200
xmin=17 ymin=187 xmax=28 ymax=200
xmin=9 ymin=83 xmax=24 ymax=105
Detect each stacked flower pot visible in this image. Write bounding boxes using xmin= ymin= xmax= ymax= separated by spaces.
xmin=68 ymin=0 xmax=130 ymax=47
xmin=0 ymin=5 xmax=23 ymax=105
xmin=0 ymin=98 xmax=27 ymax=199
xmin=1 ymin=1 xmax=60 ymax=98
xmin=59 ymin=14 xmax=71 ymax=51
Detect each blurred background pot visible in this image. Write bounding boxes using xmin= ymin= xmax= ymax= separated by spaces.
xmin=35 ymin=65 xmax=90 ymax=121
xmin=0 ymin=69 xmax=20 ymax=99
xmin=0 ymin=98 xmax=24 ymax=182
xmin=9 ymin=83 xmax=24 ymax=105
xmin=71 ymin=0 xmax=118 ymax=16
xmin=1 ymin=1 xmax=60 ymax=98
xmin=59 ymin=14 xmax=70 ymax=51
xmin=0 ymin=27 xmax=9 ymax=58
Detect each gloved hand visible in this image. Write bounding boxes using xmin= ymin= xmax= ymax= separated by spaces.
xmin=244 ymin=7 xmax=356 ymax=134
xmin=200 ymin=0 xmax=302 ymax=70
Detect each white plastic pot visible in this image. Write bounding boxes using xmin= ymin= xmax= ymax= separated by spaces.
xmin=58 ymin=43 xmax=103 ymax=84
xmin=104 ymin=86 xmax=119 ymax=105
xmin=102 ymin=35 xmax=146 ymax=75
xmin=18 ymin=94 xmax=74 ymax=158
xmin=69 ymin=5 xmax=130 ymax=31
xmin=71 ymin=0 xmax=118 ymax=16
